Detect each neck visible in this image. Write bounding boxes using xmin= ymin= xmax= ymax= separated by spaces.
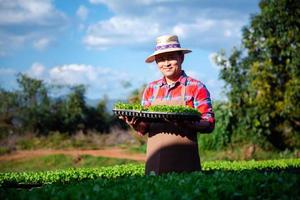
xmin=165 ymin=77 xmax=177 ymax=85
xmin=165 ymin=71 xmax=182 ymax=85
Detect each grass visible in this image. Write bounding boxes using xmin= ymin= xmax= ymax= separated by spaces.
xmin=1 ymin=131 xmax=298 ymax=174
xmin=0 ymin=154 xmax=139 ymax=173
xmin=128 ymin=144 xmax=147 ymax=154
xmin=199 ymin=145 xmax=298 ymax=161
xmin=1 ymin=148 xmax=297 ymax=173
xmin=0 ymin=130 xmax=137 ymax=154
xmin=126 ymin=143 xmax=298 ymax=161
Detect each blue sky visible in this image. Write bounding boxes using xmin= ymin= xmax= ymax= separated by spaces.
xmin=0 ymin=0 xmax=260 ymax=101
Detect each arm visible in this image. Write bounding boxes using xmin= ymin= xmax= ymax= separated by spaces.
xmin=178 ymin=119 xmax=214 ymax=133
xmin=119 ymin=85 xmax=152 ymax=136
xmin=179 ymin=84 xmax=215 ymax=133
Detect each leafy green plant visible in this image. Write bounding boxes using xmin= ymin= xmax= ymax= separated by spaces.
xmin=1 ymin=159 xmax=299 ymax=187
xmin=0 ymin=160 xmax=299 ymax=200
xmin=114 ymin=102 xmax=146 ymax=111
xmin=114 ymin=103 xmax=200 ymax=115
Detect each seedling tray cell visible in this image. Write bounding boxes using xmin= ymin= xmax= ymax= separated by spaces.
xmin=113 ymin=109 xmax=201 ymax=121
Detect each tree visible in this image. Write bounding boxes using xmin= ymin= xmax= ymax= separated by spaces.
xmin=63 ymin=85 xmax=87 ymax=133
xmin=128 ymin=84 xmax=147 ymax=104
xmin=0 ymin=89 xmax=19 ymax=135
xmin=16 ymin=74 xmax=51 ymax=134
xmin=216 ymin=0 xmax=300 ymax=150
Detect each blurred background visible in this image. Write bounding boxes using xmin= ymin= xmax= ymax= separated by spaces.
xmin=0 ymin=0 xmax=299 ymax=172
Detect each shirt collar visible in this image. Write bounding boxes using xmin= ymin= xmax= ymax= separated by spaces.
xmin=157 ymin=70 xmax=188 ymax=87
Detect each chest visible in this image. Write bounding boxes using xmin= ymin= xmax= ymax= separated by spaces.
xmin=151 ymin=85 xmax=195 ymax=107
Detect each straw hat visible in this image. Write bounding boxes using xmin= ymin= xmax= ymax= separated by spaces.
xmin=145 ymin=35 xmax=192 ymax=63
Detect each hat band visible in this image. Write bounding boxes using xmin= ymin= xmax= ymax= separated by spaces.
xmin=155 ymin=43 xmax=181 ymax=51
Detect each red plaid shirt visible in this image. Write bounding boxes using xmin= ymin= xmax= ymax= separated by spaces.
xmin=141 ymin=71 xmax=215 ymax=125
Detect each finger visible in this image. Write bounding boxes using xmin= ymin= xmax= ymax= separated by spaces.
xmin=132 ymin=117 xmax=141 ymax=124
xmin=127 ymin=116 xmax=137 ymax=125
xmin=128 ymin=116 xmax=136 ymax=124
xmin=124 ymin=116 xmax=131 ymax=124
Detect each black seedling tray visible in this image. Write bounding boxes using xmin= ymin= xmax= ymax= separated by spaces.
xmin=113 ymin=109 xmax=201 ymax=121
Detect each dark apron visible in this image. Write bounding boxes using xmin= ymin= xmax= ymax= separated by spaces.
xmin=145 ymin=85 xmax=201 ymax=175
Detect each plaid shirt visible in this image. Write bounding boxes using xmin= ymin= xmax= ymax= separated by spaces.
xmin=141 ymin=71 xmax=215 ymax=125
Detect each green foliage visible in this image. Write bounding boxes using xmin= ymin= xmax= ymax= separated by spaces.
xmin=0 ymin=159 xmax=298 ymax=186
xmin=0 ymin=74 xmax=120 ymax=135
xmin=216 ymin=0 xmax=300 ymax=150
xmin=0 ymin=154 xmax=138 ymax=173
xmin=62 ymin=85 xmax=87 ymax=133
xmin=114 ymin=103 xmax=200 ymax=115
xmin=199 ymin=101 xmax=232 ymax=150
xmin=128 ymin=84 xmax=146 ymax=104
xmin=0 ymin=164 xmax=144 ymax=186
xmin=0 ymin=89 xmax=19 ymax=135
xmin=16 ymin=74 xmax=51 ymax=133
xmin=114 ymin=102 xmax=146 ymax=111
xmin=148 ymin=105 xmax=200 ymax=115
xmin=1 ymin=160 xmax=299 ymax=199
xmin=1 ymin=170 xmax=299 ymax=200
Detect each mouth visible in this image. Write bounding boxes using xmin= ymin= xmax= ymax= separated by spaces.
xmin=163 ymin=66 xmax=172 ymax=70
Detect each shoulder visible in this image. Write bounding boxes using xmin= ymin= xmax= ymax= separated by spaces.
xmin=143 ymin=79 xmax=161 ymax=96
xmin=147 ymin=78 xmax=163 ymax=88
xmin=185 ymin=75 xmax=206 ymax=88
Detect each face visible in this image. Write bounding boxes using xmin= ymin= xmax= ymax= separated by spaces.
xmin=155 ymin=51 xmax=183 ymax=81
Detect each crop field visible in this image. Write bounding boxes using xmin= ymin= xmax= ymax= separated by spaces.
xmin=1 ymin=159 xmax=299 ymax=199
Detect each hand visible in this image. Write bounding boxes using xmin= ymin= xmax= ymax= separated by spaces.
xmin=119 ymin=116 xmax=150 ymax=136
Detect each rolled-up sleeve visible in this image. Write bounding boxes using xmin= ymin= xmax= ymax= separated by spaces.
xmin=194 ymin=84 xmax=215 ymax=128
xmin=141 ymin=85 xmax=152 ymax=107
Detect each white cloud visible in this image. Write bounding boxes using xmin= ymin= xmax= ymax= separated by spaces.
xmin=49 ymin=64 xmax=133 ymax=98
xmin=33 ymin=37 xmax=51 ymax=50
xmin=224 ymin=30 xmax=232 ymax=37
xmin=0 ymin=0 xmax=67 ymax=55
xmin=172 ymin=19 xmax=215 ymax=36
xmin=20 ymin=63 xmax=133 ymax=99
xmin=84 ymin=1 xmax=252 ymax=51
xmin=76 ymin=5 xmax=88 ymax=21
xmin=89 ymin=0 xmax=258 ymax=17
xmin=49 ymin=64 xmax=100 ymax=85
xmin=1 ymin=63 xmax=133 ymax=99
xmin=27 ymin=62 xmax=46 ymax=78
xmin=0 ymin=0 xmax=66 ymax=25
xmin=84 ymin=15 xmax=243 ymax=50
xmin=83 ymin=16 xmax=160 ymax=49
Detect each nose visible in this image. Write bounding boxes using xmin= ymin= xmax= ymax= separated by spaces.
xmin=163 ymin=60 xmax=170 ymax=67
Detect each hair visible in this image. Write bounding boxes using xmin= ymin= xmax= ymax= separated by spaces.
xmin=177 ymin=51 xmax=184 ymax=64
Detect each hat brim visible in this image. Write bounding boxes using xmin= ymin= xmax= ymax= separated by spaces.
xmin=145 ymin=48 xmax=192 ymax=63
